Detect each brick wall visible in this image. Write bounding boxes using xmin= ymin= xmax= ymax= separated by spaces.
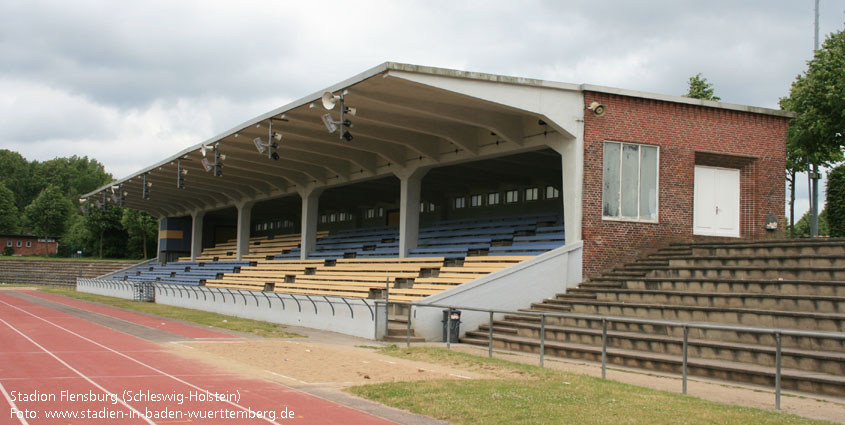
xmin=0 ymin=236 xmax=58 ymax=256
xmin=581 ymin=92 xmax=789 ymax=277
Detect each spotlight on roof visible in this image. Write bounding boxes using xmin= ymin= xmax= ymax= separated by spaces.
xmin=273 ymin=132 xmax=283 ymax=141
xmin=342 ymin=130 xmax=353 ymax=142
xmin=253 ymin=137 xmax=266 ymax=154
xmin=270 ymin=151 xmax=280 ymax=160
xmin=322 ymin=113 xmax=338 ymax=133
xmin=200 ymin=144 xmax=208 ymax=157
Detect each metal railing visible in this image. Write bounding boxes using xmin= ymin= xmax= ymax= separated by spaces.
xmin=392 ymin=300 xmax=845 ymax=410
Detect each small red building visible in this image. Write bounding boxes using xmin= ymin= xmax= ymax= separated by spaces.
xmin=0 ymin=234 xmax=59 ymax=256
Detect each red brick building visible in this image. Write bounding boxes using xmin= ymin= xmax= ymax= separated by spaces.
xmin=0 ymin=235 xmax=59 ymax=256
xmin=581 ymin=91 xmax=789 ymax=276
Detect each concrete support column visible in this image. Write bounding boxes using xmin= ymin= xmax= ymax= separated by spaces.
xmin=549 ymin=133 xmax=583 ymax=243
xmin=396 ymin=167 xmax=429 ymax=258
xmin=190 ymin=211 xmax=205 ymax=261
xmin=235 ymin=201 xmax=254 ymax=261
xmin=299 ymin=188 xmax=323 ymax=260
xmin=157 ymin=217 xmax=165 ymax=262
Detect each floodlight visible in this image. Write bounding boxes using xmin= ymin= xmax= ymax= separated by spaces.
xmin=219 ymin=154 xmax=226 ymax=161
xmin=270 ymin=152 xmax=280 ymax=160
xmin=78 ymin=198 xmax=86 ymax=204
xmin=254 ymin=137 xmax=266 ymax=153
xmin=110 ymin=193 xmax=119 ymax=203
xmin=202 ymin=158 xmax=213 ymax=172
xmin=181 ymin=168 xmax=188 ymax=175
xmin=342 ymin=131 xmax=354 ymax=142
xmin=322 ymin=113 xmax=337 ymax=133
xmin=200 ymin=145 xmax=208 ymax=157
xmin=344 ymin=106 xmax=357 ymax=116
xmin=322 ymin=91 xmax=340 ymax=110
xmin=273 ymin=132 xmax=283 ymax=141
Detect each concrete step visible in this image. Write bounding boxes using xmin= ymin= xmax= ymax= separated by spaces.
xmin=502 ymin=314 xmax=845 ymax=352
xmin=470 ymin=321 xmax=845 ymax=375
xmin=555 ymin=300 xmax=845 ymax=333
xmin=459 ymin=333 xmax=845 ymax=396
xmin=652 ymin=266 xmax=845 ymax=281
xmin=585 ymin=289 xmax=845 ymax=314
xmin=669 ymin=255 xmax=844 ymax=269
xmin=683 ymin=240 xmax=845 ymax=257
xmin=593 ymin=277 xmax=845 ymax=297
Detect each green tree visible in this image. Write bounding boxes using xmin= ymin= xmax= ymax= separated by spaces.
xmin=0 ymin=149 xmax=43 ymax=211
xmin=122 ymin=209 xmax=158 ymax=259
xmin=37 ymin=156 xmax=112 ymax=200
xmin=23 ymin=185 xmax=72 ymax=255
xmin=780 ymin=29 xmax=845 ymax=170
xmin=683 ymin=73 xmax=721 ymax=101
xmin=827 ymin=164 xmax=845 ymax=237
xmin=83 ymin=204 xmax=125 ymax=258
xmin=0 ymin=182 xmax=20 ymax=233
xmin=792 ymin=208 xmax=829 ymax=237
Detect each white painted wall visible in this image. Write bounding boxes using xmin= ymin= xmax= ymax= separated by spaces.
xmin=154 ymin=285 xmax=378 ymax=339
xmin=77 ymin=278 xmax=137 ymax=299
xmin=412 ymin=241 xmax=583 ymax=341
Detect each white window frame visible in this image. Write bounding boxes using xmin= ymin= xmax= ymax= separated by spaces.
xmin=525 ymin=187 xmax=538 ymax=201
xmin=16 ymin=241 xmax=22 ymax=247
xmin=505 ymin=190 xmax=519 ymax=204
xmin=545 ymin=185 xmax=560 ymax=199
xmin=470 ymin=194 xmax=482 ymax=207
xmin=602 ymin=141 xmax=660 ymax=223
xmin=26 ymin=241 xmax=32 ymax=248
xmin=453 ymin=197 xmax=465 ymax=209
xmin=487 ymin=192 xmax=500 ymax=206
xmin=366 ymin=208 xmax=375 ymax=219
xmin=5 ymin=241 xmax=11 ymax=247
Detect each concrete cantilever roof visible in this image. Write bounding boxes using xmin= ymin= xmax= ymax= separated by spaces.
xmin=83 ymin=62 xmax=793 ymax=219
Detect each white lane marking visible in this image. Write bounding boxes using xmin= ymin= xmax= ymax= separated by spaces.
xmin=0 ymin=380 xmax=30 ymax=425
xmin=264 ymin=370 xmax=309 ymax=384
xmin=449 ymin=374 xmax=473 ymax=380
xmin=0 ymin=316 xmax=156 ymax=425
xmin=0 ymin=298 xmax=283 ymax=425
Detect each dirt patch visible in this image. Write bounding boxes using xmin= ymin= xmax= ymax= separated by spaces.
xmin=169 ymin=340 xmax=524 ymax=387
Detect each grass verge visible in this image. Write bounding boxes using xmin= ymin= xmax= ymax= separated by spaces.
xmin=0 ymin=256 xmax=140 ymax=262
xmin=347 ymin=346 xmax=835 ymax=425
xmin=38 ymin=287 xmax=302 ymax=339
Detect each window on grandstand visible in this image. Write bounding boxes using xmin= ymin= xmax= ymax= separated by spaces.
xmin=420 ymin=202 xmax=426 ymax=213
xmin=268 ymin=222 xmax=274 ymax=230
xmin=339 ymin=212 xmax=347 ymax=221
xmin=428 ymin=202 xmax=436 ymax=212
xmin=366 ymin=208 xmax=375 ymax=219
xmin=255 ymin=224 xmax=261 ymax=231
xmin=602 ymin=141 xmax=659 ymax=221
xmin=283 ymin=220 xmax=293 ymax=228
xmin=321 ymin=215 xmax=327 ymax=224
xmin=487 ymin=192 xmax=500 ymax=205
xmin=545 ymin=186 xmax=560 ymax=199
xmin=263 ymin=222 xmax=269 ymax=230
xmin=26 ymin=241 xmax=31 ymax=248
xmin=470 ymin=194 xmax=482 ymax=207
xmin=525 ymin=187 xmax=538 ymax=201
xmin=275 ymin=221 xmax=282 ymax=229
xmin=329 ymin=213 xmax=336 ymax=223
xmin=505 ymin=190 xmax=518 ymax=204
xmin=378 ymin=207 xmax=384 ymax=217
xmin=454 ymin=197 xmax=466 ymax=209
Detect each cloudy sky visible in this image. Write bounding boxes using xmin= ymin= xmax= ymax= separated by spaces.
xmin=1 ymin=0 xmax=842 ymax=220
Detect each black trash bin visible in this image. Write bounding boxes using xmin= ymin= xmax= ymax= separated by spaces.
xmin=441 ymin=310 xmax=462 ymax=342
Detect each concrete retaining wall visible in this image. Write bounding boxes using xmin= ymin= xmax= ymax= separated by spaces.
xmin=77 ymin=278 xmax=137 ymax=299
xmin=412 ymin=241 xmax=583 ymax=341
xmin=154 ymin=285 xmax=378 ymax=339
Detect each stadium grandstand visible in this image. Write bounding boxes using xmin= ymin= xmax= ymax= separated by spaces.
xmin=74 ymin=63 xmax=845 ymax=396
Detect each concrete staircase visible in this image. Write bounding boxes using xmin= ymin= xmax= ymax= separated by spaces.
xmin=0 ymin=258 xmax=140 ymax=286
xmin=461 ymin=239 xmax=845 ymax=396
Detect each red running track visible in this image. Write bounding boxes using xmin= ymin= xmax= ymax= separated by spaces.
xmin=0 ymin=291 xmax=396 ymax=425
xmin=22 ymin=290 xmax=237 ymax=340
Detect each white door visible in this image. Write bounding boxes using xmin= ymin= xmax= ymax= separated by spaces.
xmin=693 ymin=166 xmax=740 ymax=237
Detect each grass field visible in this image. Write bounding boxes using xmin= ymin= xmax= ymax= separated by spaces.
xmin=347 ymin=346 xmax=836 ymax=425
xmin=36 ymin=287 xmax=302 ymax=338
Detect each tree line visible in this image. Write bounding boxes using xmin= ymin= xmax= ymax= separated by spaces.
xmin=0 ymin=150 xmax=158 ymax=258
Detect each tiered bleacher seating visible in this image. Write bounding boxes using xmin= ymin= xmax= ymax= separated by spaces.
xmin=295 ymin=213 xmax=563 ymax=260
xmin=179 ymin=232 xmax=328 ymax=262
xmin=115 ymin=260 xmax=251 ymax=286
xmin=205 ymin=256 xmax=529 ymax=302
